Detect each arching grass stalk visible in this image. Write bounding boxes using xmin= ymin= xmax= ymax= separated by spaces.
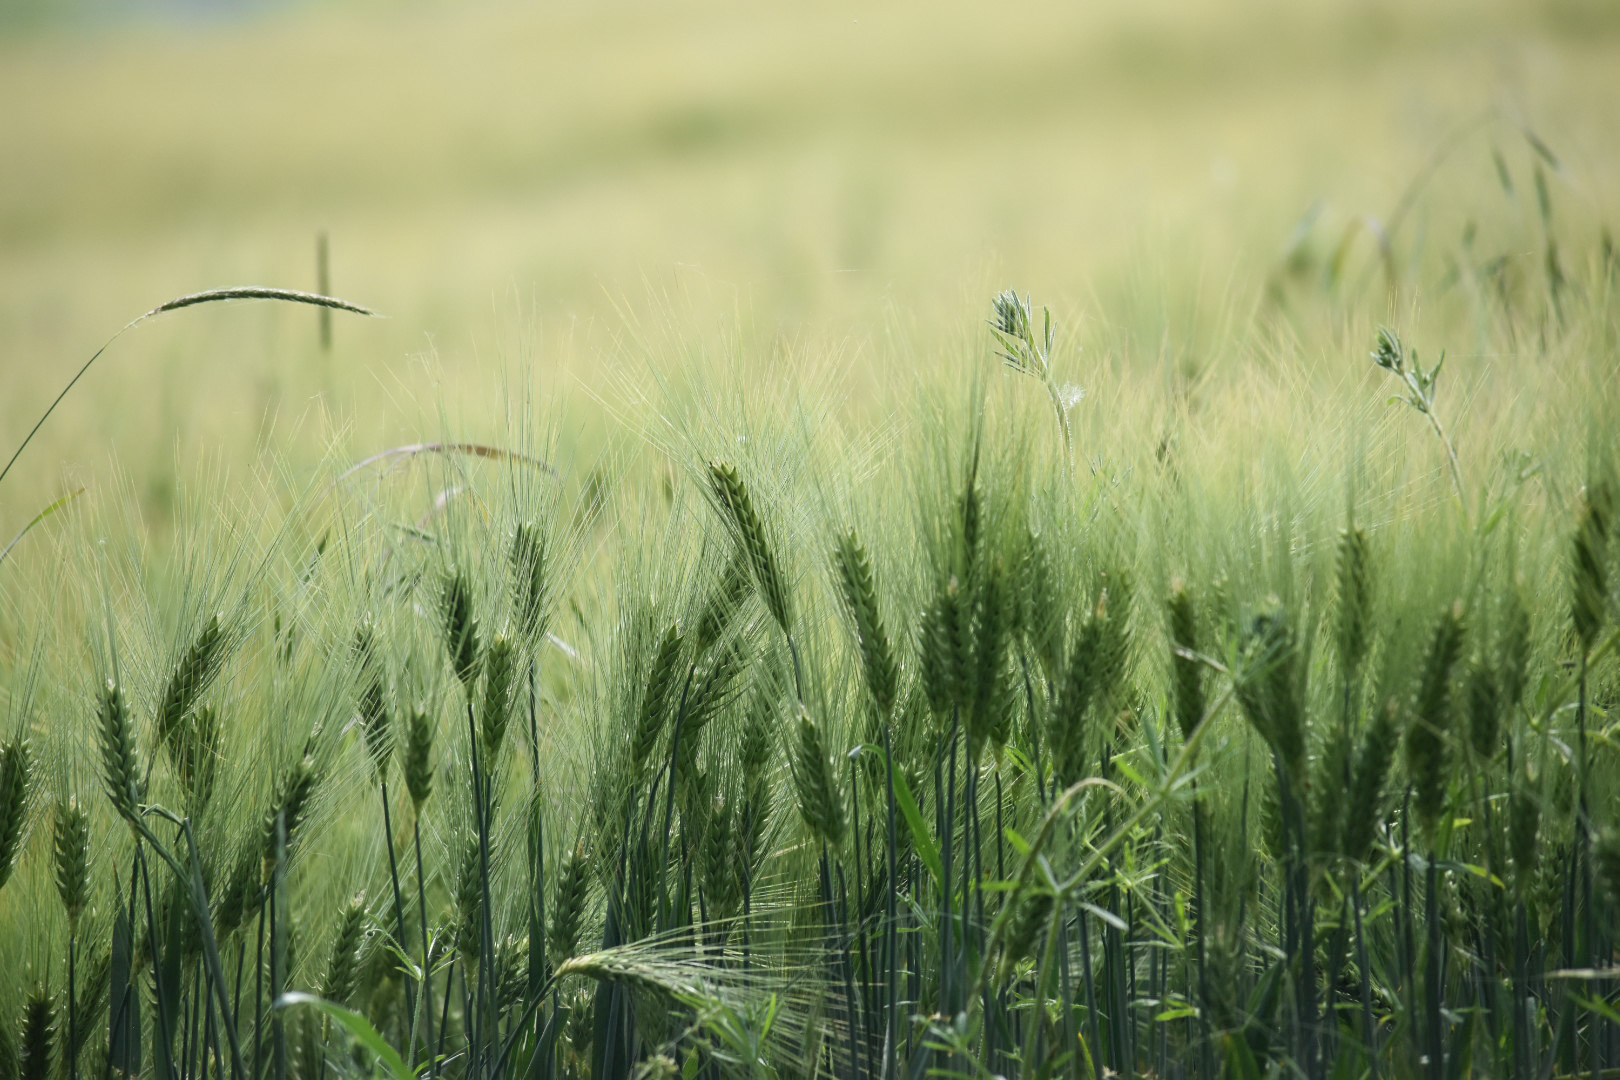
xmin=0 ymin=287 xmax=377 ymax=492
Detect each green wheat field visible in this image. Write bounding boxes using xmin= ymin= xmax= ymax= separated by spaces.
xmin=1 ymin=1 xmax=1618 ymax=1077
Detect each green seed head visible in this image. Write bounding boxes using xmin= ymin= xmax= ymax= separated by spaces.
xmin=352 ymin=620 xmax=394 ymax=782
xmin=481 ymin=633 xmax=518 ymax=763
xmin=0 ymin=737 xmax=30 ymax=895
xmin=1572 ymin=478 xmax=1613 ymax=652
xmin=549 ymin=838 xmax=591 ymax=966
xmin=156 ymin=613 xmax=227 ymax=778
xmin=404 ymin=706 xmax=435 ymax=810
xmin=321 ymin=894 xmax=368 ymax=1006
xmin=95 ymin=680 xmax=143 ymax=829
xmin=1343 ymin=700 xmax=1399 ymax=866
xmin=832 ymin=528 xmax=899 ymax=721
xmin=52 ymin=797 xmax=89 ymax=927
xmin=440 ymin=568 xmax=483 ymax=689
xmin=1406 ymin=603 xmax=1465 ymax=838
xmin=1334 ymin=527 xmax=1372 ymax=680
xmin=789 ymin=708 xmax=844 ymax=848
xmin=1508 ymin=771 xmax=1541 ymax=898
xmin=510 ymin=522 xmax=551 ymax=644
xmin=1167 ymin=578 xmax=1204 ymax=744
xmin=707 ymin=461 xmax=792 ymax=634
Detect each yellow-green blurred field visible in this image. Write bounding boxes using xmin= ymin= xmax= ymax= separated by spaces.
xmin=3 ymin=0 xmax=1617 ymax=539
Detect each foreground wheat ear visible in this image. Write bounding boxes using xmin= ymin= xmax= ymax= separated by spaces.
xmin=0 ymin=287 xmax=379 ymax=492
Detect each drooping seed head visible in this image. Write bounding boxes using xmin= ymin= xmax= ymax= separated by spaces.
xmin=1017 ymin=531 xmax=1065 ymax=684
xmin=1498 ymin=589 xmax=1532 ymax=713
xmin=156 ymin=613 xmax=227 ymax=777
xmin=707 ymin=461 xmax=791 ymax=634
xmin=632 ymin=622 xmax=685 ymax=774
xmin=998 ymin=888 xmax=1054 ymax=984
xmin=261 ymin=755 xmax=319 ymax=882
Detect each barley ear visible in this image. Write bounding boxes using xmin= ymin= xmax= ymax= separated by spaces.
xmin=1572 ymin=477 xmax=1613 ymax=654
xmin=707 ymin=461 xmax=792 ymax=634
xmin=1167 ymin=578 xmax=1204 ymax=743
xmin=18 ymin=987 xmax=53 ymax=1080
xmin=440 ymin=568 xmax=483 ymax=689
xmin=0 ymin=737 xmax=30 ymax=894
xmin=1334 ymin=526 xmax=1372 ymax=679
xmin=1406 ymin=603 xmax=1465 ymax=838
xmin=548 ymin=838 xmax=591 ymax=966
xmin=95 ymin=680 xmax=143 ymax=828
xmin=261 ymin=755 xmax=318 ymax=882
xmin=481 ymin=633 xmax=518 ymax=763
xmin=1342 ymin=700 xmax=1399 ymax=866
xmin=510 ymin=521 xmax=552 ymax=644
xmin=321 ymin=894 xmax=368 ymax=1006
xmin=1050 ymin=616 xmax=1104 ymax=790
xmin=0 ymin=1008 xmax=14 ymax=1080
xmin=1498 ymin=589 xmax=1532 ymax=713
xmin=632 ymin=622 xmax=684 ymax=775
xmin=404 ymin=706 xmax=435 ymax=810
xmin=1508 ymin=769 xmax=1541 ymax=899
xmin=1464 ymin=658 xmax=1502 ymax=761
xmin=832 ymin=528 xmax=899 ymax=721
xmin=155 ymin=612 xmax=227 ymax=776
xmin=790 ymin=708 xmax=845 ymax=848
xmin=52 ymin=797 xmax=89 ymax=928
xmin=352 ymin=620 xmax=395 ymax=782
xmin=1234 ymin=602 xmax=1305 ymax=779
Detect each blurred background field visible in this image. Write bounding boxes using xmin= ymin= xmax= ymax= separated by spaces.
xmin=2 ymin=0 xmax=1618 ymax=548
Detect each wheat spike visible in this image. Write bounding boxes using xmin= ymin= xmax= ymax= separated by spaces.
xmin=0 ymin=737 xmax=30 ymax=894
xmin=790 ymin=708 xmax=845 ymax=848
xmin=707 ymin=461 xmax=792 ymax=634
xmin=832 ymin=528 xmax=900 ymax=720
xmin=52 ymin=797 xmax=89 ymax=927
xmin=155 ymin=613 xmax=227 ymax=776
xmin=1167 ymin=578 xmax=1204 ymax=743
xmin=95 ymin=680 xmax=143 ymax=828
xmin=404 ymin=706 xmax=435 ymax=810
xmin=440 ymin=568 xmax=483 ymax=688
xmin=1406 ymin=603 xmax=1465 ymax=837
